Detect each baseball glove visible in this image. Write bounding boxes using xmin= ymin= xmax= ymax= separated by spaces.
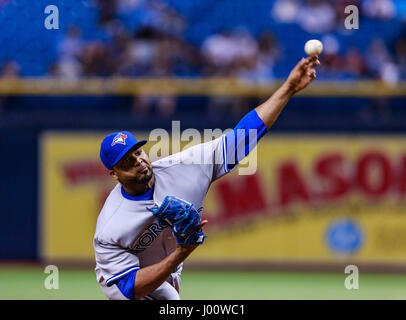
xmin=147 ymin=196 xmax=207 ymax=245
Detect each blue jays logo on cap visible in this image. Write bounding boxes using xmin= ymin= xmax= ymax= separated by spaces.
xmin=100 ymin=131 xmax=147 ymax=170
xmin=111 ymin=132 xmax=128 ymax=146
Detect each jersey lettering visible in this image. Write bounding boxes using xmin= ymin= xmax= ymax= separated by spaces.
xmin=131 ymin=219 xmax=169 ymax=254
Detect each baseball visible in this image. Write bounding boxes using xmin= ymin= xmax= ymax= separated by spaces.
xmin=304 ymin=39 xmax=323 ymax=57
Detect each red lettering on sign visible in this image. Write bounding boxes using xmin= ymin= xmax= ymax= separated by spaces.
xmin=63 ymin=161 xmax=109 ymax=184
xmin=278 ymin=162 xmax=310 ymax=206
xmin=399 ymin=155 xmax=406 ymax=196
xmin=216 ymin=174 xmax=267 ymax=219
xmin=315 ymin=153 xmax=350 ymax=200
xmin=356 ymin=151 xmax=392 ymax=197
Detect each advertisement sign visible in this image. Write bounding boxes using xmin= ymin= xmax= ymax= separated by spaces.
xmin=40 ymin=132 xmax=406 ymax=264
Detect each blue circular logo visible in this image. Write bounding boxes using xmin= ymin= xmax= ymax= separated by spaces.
xmin=325 ymin=219 xmax=364 ymax=254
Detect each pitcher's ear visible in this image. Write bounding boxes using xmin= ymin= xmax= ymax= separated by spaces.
xmin=109 ymin=169 xmax=118 ymax=181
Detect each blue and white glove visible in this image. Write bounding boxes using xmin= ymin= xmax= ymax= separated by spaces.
xmin=147 ymin=196 xmax=207 ymax=245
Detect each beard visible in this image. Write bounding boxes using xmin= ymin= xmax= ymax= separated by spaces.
xmin=133 ymin=169 xmax=153 ymax=184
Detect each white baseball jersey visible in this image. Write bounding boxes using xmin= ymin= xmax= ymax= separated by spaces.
xmin=94 ymin=135 xmax=230 ymax=300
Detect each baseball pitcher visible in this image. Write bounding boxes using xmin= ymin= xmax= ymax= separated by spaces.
xmin=94 ymin=56 xmax=320 ymax=300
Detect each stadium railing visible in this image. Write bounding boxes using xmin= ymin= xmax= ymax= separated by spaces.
xmin=0 ymin=78 xmax=406 ymax=97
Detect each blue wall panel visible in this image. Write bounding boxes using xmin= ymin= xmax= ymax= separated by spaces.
xmin=0 ymin=129 xmax=38 ymax=260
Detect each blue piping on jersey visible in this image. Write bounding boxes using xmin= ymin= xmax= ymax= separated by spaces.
xmin=106 ymin=266 xmax=140 ymax=287
xmin=121 ymin=185 xmax=154 ymax=201
xmin=222 ymin=135 xmax=229 ymax=173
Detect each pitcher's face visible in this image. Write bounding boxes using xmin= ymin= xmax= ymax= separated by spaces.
xmin=110 ymin=146 xmax=153 ymax=185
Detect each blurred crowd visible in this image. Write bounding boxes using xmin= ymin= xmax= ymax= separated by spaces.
xmin=272 ymin=0 xmax=405 ymax=83
xmin=48 ymin=14 xmax=280 ymax=81
xmin=44 ymin=0 xmax=406 ymax=83
xmin=1 ymin=0 xmax=406 ymax=118
xmin=1 ymin=0 xmax=405 ymax=81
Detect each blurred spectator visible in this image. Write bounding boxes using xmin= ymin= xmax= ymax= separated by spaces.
xmin=149 ymin=1 xmax=187 ymax=37
xmin=48 ymin=58 xmax=82 ymax=78
xmin=343 ymin=47 xmax=369 ymax=77
xmin=0 ymin=61 xmax=20 ymax=78
xmin=57 ymin=26 xmax=84 ymax=61
xmin=237 ymin=31 xmax=280 ymax=82
xmin=155 ymin=36 xmax=197 ymax=76
xmin=201 ymin=28 xmax=259 ymax=77
xmin=258 ymin=31 xmax=280 ymax=62
xmin=130 ymin=26 xmax=161 ymax=75
xmin=297 ymin=0 xmax=337 ymax=34
xmin=52 ymin=26 xmax=84 ymax=78
xmin=233 ymin=28 xmax=259 ymax=61
xmin=201 ymin=31 xmax=242 ymax=76
xmin=97 ymin=0 xmax=118 ymax=24
xmin=272 ymin=0 xmax=300 ymax=23
xmin=81 ymin=41 xmax=115 ymax=76
xmin=380 ymin=61 xmax=399 ymax=84
xmin=395 ymin=21 xmax=406 ymax=79
xmin=105 ymin=21 xmax=135 ymax=76
xmin=365 ymin=38 xmax=400 ymax=84
xmin=117 ymin=0 xmax=141 ymax=11
xmin=318 ymin=35 xmax=343 ymax=76
xmin=365 ymin=38 xmax=393 ymax=76
xmin=362 ymin=0 xmax=396 ymax=20
xmin=117 ymin=0 xmax=187 ymax=37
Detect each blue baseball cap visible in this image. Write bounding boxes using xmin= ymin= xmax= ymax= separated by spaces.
xmin=100 ymin=131 xmax=147 ymax=170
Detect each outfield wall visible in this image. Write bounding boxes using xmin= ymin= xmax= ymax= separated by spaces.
xmin=1 ymin=92 xmax=406 ymax=271
xmin=0 ymin=129 xmax=38 ymax=260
